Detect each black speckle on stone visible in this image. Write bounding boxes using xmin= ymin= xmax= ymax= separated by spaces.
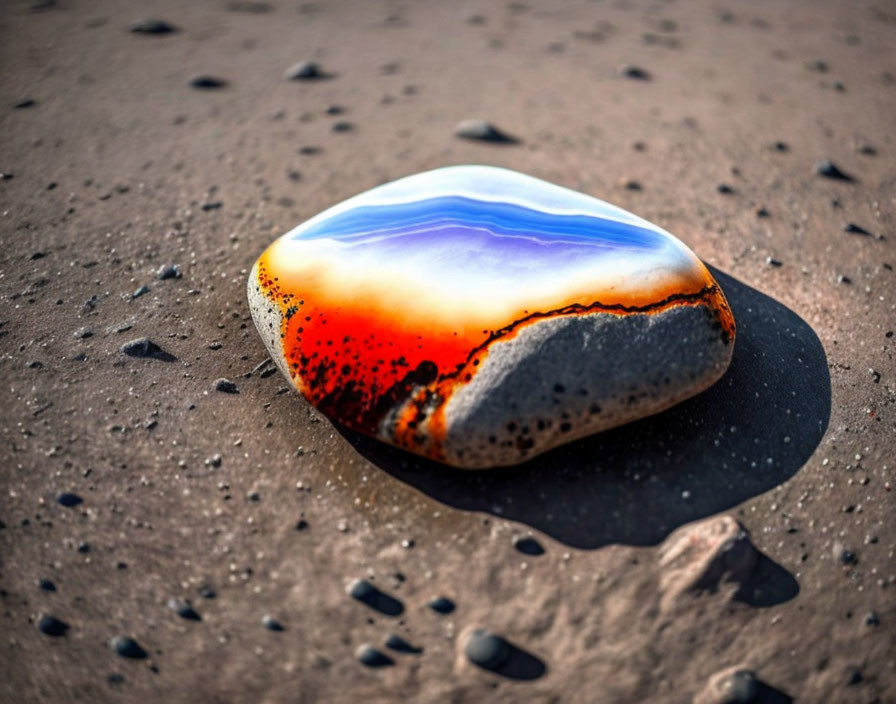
xmin=120 ymin=337 xmax=176 ymax=362
xmin=167 ymin=599 xmax=201 ymax=621
xmin=130 ymin=18 xmax=176 ymax=34
xmin=201 ymin=201 xmax=222 ymax=211
xmin=619 ymin=64 xmax=650 ymax=80
xmin=14 ymin=98 xmax=36 ymax=109
xmin=717 ymin=183 xmax=735 ymax=194
xmin=37 ymin=578 xmax=56 ymax=591
xmin=464 ymin=629 xmax=511 ymax=670
xmin=56 ymin=492 xmax=83 ymax=508
xmin=262 ymin=615 xmax=285 ymax=631
xmin=514 ymin=536 xmax=545 ymax=555
xmin=773 ymin=141 xmax=789 ymax=152
xmin=111 ymin=636 xmax=147 ymax=659
xmin=815 ymin=160 xmax=854 ymax=181
xmin=428 ymin=596 xmax=455 ymax=614
xmin=865 ymin=611 xmax=880 ymax=626
xmin=37 ymin=615 xmax=69 ymax=637
xmin=755 ymin=207 xmax=769 ymax=217
xmin=347 ymin=578 xmax=404 ymax=616
xmin=295 ymin=519 xmax=309 ymax=530
xmin=384 ymin=634 xmax=423 ymax=654
xmin=285 ymin=61 xmax=327 ymax=80
xmin=76 ymin=541 xmax=90 ymax=553
xmin=214 ymin=378 xmax=239 ymax=394
xmin=190 ymin=75 xmax=227 ymax=89
xmin=357 ymin=644 xmax=393 ymax=667
xmin=843 ymin=223 xmax=871 ymax=236
xmin=454 ymin=119 xmax=519 ymax=144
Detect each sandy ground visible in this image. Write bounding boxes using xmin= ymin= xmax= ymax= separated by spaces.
xmin=1 ymin=0 xmax=894 ymax=702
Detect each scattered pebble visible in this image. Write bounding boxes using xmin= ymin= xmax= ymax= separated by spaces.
xmin=295 ymin=519 xmax=309 ymax=530
xmin=130 ymin=18 xmax=176 ymax=34
xmin=815 ymin=159 xmax=854 ymax=181
xmin=190 ymin=75 xmax=227 ymax=89
xmin=694 ymin=667 xmax=759 ymax=704
xmin=454 ymin=119 xmax=518 ymax=144
xmin=120 ymin=337 xmax=176 ymax=362
xmin=111 ymin=636 xmax=147 ymax=659
xmin=843 ymin=223 xmax=871 ymax=236
xmin=513 ymin=536 xmax=545 ymax=555
xmin=755 ymin=207 xmax=769 ymax=217
xmin=766 ymin=257 xmax=782 ymax=267
xmin=167 ymin=599 xmax=201 ymax=621
xmin=285 ymin=61 xmax=325 ymax=80
xmin=132 ymin=285 xmax=150 ymax=298
xmin=464 ymin=629 xmax=511 ymax=670
xmin=56 ymin=492 xmax=83 ymax=508
xmin=384 ymin=634 xmax=423 ymax=654
xmin=37 ymin=615 xmax=69 ymax=637
xmin=717 ymin=184 xmax=735 ymax=194
xmin=261 ymin=615 xmax=285 ymax=631
xmin=331 ymin=121 xmax=353 ymax=133
xmin=156 ymin=264 xmax=181 ymax=280
xmin=356 ymin=643 xmax=393 ymax=667
xmin=14 ymin=98 xmax=36 ymax=109
xmin=214 ymin=378 xmax=239 ymax=394
xmin=427 ymin=596 xmax=456 ymax=614
xmin=619 ymin=64 xmax=651 ymax=80
xmin=865 ymin=611 xmax=880 ymax=626
xmin=37 ymin=578 xmax=56 ymax=591
xmin=347 ymin=578 xmax=404 ymax=616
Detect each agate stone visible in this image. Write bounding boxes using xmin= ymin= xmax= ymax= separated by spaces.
xmin=248 ymin=166 xmax=735 ymax=468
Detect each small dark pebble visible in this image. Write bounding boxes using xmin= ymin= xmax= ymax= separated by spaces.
xmin=865 ymin=611 xmax=880 ymax=626
xmin=774 ymin=141 xmax=789 ymax=152
xmin=766 ymin=257 xmax=783 ymax=267
xmin=199 ymin=584 xmax=217 ymax=599
xmin=325 ymin=105 xmax=344 ymax=115
xmin=247 ymin=491 xmax=260 ymax=501
xmin=76 ymin=541 xmax=90 ymax=553
xmin=859 ymin=145 xmax=877 ymax=156
xmin=214 ymin=378 xmax=239 ymax=394
xmin=514 ymin=536 xmax=545 ymax=555
xmin=37 ymin=578 xmax=56 ymax=591
xmin=454 ymin=119 xmax=518 ymax=144
xmin=624 ymin=180 xmax=642 ymax=191
xmin=167 ymin=599 xmax=201 ymax=621
xmin=107 ymin=673 xmax=125 ymax=686
xmin=111 ymin=636 xmax=147 ymax=659
xmin=285 ymin=61 xmax=325 ymax=80
xmin=844 ymin=223 xmax=871 ymax=236
xmin=299 ymin=145 xmax=321 ymax=155
xmin=0 ymin=173 xmax=14 ymax=180
xmin=295 ymin=519 xmax=309 ymax=530
xmin=755 ymin=207 xmax=770 ymax=217
xmin=14 ymin=98 xmax=36 ymax=109
xmin=837 ymin=274 xmax=852 ymax=285
xmin=132 ymin=285 xmax=150 ymax=298
xmin=839 ymin=548 xmax=858 ymax=565
xmin=619 ymin=64 xmax=650 ymax=80
xmin=815 ymin=160 xmax=854 ymax=181
xmin=120 ymin=337 xmax=176 ymax=362
xmin=201 ymin=201 xmax=222 ymax=211
xmin=717 ymin=183 xmax=735 ymax=194
xmin=262 ymin=615 xmax=285 ymax=631
xmin=331 ymin=121 xmax=353 ymax=133
xmin=356 ymin=644 xmax=393 ymax=667
xmin=808 ymin=60 xmax=829 ymax=73
xmin=384 ymin=634 xmax=423 ymax=654
xmin=464 ymin=629 xmax=511 ymax=670
xmin=428 ymin=596 xmax=456 ymax=614
xmin=130 ymin=18 xmax=176 ymax=34
xmin=347 ymin=578 xmax=404 ymax=616
xmin=156 ymin=264 xmax=181 ymax=280
xmin=56 ymin=492 xmax=83 ymax=508
xmin=846 ymin=666 xmax=863 ymax=686
xmin=190 ymin=75 xmax=227 ymax=89
xmin=37 ymin=615 xmax=69 ymax=637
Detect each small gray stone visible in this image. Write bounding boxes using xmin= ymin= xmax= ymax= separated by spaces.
xmin=694 ymin=667 xmax=759 ymax=704
xmin=464 ymin=629 xmax=511 ymax=670
xmin=356 ymin=644 xmax=393 ymax=667
xmin=37 ymin=615 xmax=68 ymax=637
xmin=214 ymin=378 xmax=239 ymax=394
xmin=454 ymin=119 xmax=518 ymax=143
xmin=111 ymin=636 xmax=147 ymax=659
xmin=285 ymin=61 xmax=324 ymax=80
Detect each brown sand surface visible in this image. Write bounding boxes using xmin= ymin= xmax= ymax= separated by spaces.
xmin=1 ymin=0 xmax=894 ymax=702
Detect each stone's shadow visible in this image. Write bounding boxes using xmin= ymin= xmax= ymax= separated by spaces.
xmin=735 ymin=554 xmax=800 ymax=607
xmin=754 ymin=682 xmax=794 ymax=704
xmin=490 ymin=642 xmax=547 ymax=681
xmin=343 ymin=269 xmax=831 ymax=550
